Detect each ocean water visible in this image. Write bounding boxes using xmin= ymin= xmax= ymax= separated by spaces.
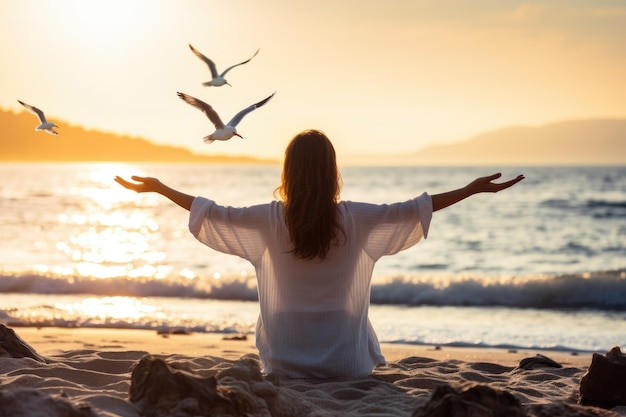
xmin=1 ymin=162 xmax=625 ymax=353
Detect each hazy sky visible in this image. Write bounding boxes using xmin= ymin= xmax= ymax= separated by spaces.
xmin=1 ymin=0 xmax=625 ymax=159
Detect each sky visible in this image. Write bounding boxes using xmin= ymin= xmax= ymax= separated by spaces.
xmin=1 ymin=0 xmax=625 ymax=160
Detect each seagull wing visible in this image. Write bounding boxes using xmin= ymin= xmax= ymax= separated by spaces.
xmin=17 ymin=100 xmax=47 ymax=124
xmin=188 ymin=44 xmax=219 ymax=78
xmin=227 ymin=92 xmax=275 ymax=127
xmin=219 ymin=48 xmax=260 ymax=77
xmin=177 ymin=92 xmax=224 ymax=129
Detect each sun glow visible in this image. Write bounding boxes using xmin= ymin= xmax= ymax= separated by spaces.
xmin=50 ymin=163 xmax=172 ymax=279
xmin=56 ymin=296 xmax=163 ymax=321
xmin=50 ymin=0 xmax=162 ymax=48
xmin=78 ymin=163 xmax=150 ymax=209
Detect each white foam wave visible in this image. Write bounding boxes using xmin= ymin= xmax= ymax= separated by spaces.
xmin=1 ymin=269 xmax=625 ymax=310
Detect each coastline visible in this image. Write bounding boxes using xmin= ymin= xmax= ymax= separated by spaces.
xmin=14 ymin=326 xmax=593 ymax=367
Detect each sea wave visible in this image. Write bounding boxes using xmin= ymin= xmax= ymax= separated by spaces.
xmin=0 ymin=272 xmax=259 ymax=300
xmin=371 ymin=270 xmax=626 ymax=309
xmin=1 ymin=269 xmax=625 ymax=310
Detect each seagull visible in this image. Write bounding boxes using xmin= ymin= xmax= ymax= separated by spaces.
xmin=177 ymin=91 xmax=275 ymax=143
xmin=189 ymin=44 xmax=259 ymax=87
xmin=17 ymin=100 xmax=59 ymax=135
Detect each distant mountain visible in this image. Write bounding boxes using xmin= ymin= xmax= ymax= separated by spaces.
xmin=413 ymin=119 xmax=625 ymax=165
xmin=344 ymin=119 xmax=626 ymax=166
xmin=0 ymin=108 xmax=274 ymax=163
xmin=3 ymin=108 xmax=624 ymax=166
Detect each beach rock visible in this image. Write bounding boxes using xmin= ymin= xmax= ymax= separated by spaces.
xmin=411 ymin=382 xmax=526 ymax=417
xmin=0 ymin=388 xmax=98 ymax=417
xmin=411 ymin=382 xmax=620 ymax=417
xmin=128 ymin=354 xmax=302 ymax=417
xmin=129 ymin=355 xmax=241 ymax=417
xmin=222 ymin=334 xmax=248 ymax=341
xmin=0 ymin=324 xmax=46 ymax=363
xmin=527 ymin=402 xmax=622 ymax=417
xmin=517 ymin=354 xmax=562 ymax=370
xmin=579 ymin=346 xmax=626 ymax=409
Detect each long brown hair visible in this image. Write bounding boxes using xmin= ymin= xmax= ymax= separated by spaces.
xmin=276 ymin=129 xmax=345 ymax=260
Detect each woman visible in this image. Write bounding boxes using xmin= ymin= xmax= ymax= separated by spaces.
xmin=115 ymin=129 xmax=524 ymax=378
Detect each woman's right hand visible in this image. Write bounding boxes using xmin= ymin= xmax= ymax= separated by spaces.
xmin=114 ymin=176 xmax=163 ymax=193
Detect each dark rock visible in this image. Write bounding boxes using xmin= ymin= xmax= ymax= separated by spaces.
xmin=411 ymin=382 xmax=622 ymax=417
xmin=527 ymin=401 xmax=622 ymax=417
xmin=0 ymin=388 xmax=98 ymax=417
xmin=156 ymin=328 xmax=192 ymax=336
xmin=222 ymin=334 xmax=248 ymax=341
xmin=129 ymin=355 xmax=242 ymax=417
xmin=517 ymin=354 xmax=562 ymax=370
xmin=579 ymin=346 xmax=626 ymax=409
xmin=0 ymin=324 xmax=46 ymax=362
xmin=411 ymin=382 xmax=526 ymax=417
xmin=129 ymin=354 xmax=304 ymax=416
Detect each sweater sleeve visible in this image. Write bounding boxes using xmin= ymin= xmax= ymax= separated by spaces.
xmin=352 ymin=192 xmax=432 ymax=261
xmin=188 ymin=196 xmax=271 ymax=264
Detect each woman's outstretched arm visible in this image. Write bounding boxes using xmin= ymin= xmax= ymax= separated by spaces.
xmin=431 ymin=173 xmax=525 ymax=212
xmin=114 ymin=176 xmax=195 ymax=211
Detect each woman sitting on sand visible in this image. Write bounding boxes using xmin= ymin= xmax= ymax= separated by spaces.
xmin=115 ymin=129 xmax=524 ymax=379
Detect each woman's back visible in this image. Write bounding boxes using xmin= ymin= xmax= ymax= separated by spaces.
xmin=189 ymin=194 xmax=432 ymax=378
xmin=259 ymin=203 xmax=373 ymax=378
xmin=260 ymin=197 xmax=433 ymax=378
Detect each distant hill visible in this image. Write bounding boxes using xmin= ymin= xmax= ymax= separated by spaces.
xmin=3 ymin=108 xmax=624 ymax=166
xmin=0 ymin=108 xmax=274 ymax=163
xmin=388 ymin=119 xmax=626 ymax=166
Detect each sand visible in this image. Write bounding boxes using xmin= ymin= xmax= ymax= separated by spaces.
xmin=1 ymin=327 xmax=624 ymax=416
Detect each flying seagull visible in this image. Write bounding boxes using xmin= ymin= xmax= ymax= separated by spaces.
xmin=177 ymin=91 xmax=275 ymax=143
xmin=17 ymin=100 xmax=59 ymax=135
xmin=189 ymin=44 xmax=259 ymax=87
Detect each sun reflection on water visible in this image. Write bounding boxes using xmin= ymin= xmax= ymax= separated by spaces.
xmin=56 ymin=296 xmax=164 ymax=321
xmin=52 ymin=163 xmax=172 ymax=279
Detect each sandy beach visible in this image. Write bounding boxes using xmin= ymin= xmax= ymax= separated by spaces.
xmin=1 ymin=326 xmax=624 ymax=416
xmin=10 ymin=327 xmax=592 ymax=365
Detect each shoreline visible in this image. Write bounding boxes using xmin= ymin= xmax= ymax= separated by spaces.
xmin=14 ymin=326 xmax=594 ymax=368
